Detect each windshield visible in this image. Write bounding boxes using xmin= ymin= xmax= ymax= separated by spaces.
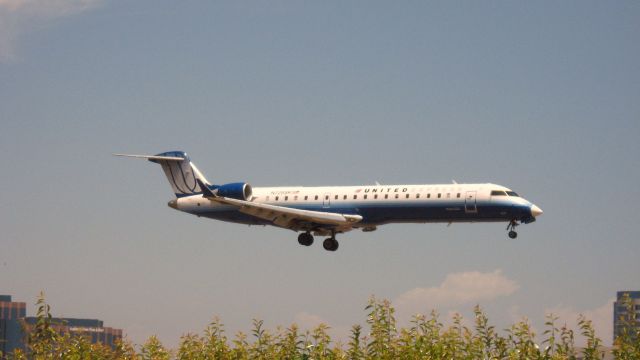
xmin=506 ymin=191 xmax=519 ymax=197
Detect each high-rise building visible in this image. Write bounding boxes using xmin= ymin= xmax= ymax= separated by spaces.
xmin=613 ymin=291 xmax=640 ymax=341
xmin=0 ymin=295 xmax=122 ymax=357
xmin=0 ymin=295 xmax=27 ymax=356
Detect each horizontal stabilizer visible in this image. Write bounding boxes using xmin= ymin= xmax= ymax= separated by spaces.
xmin=113 ymin=153 xmax=185 ymax=161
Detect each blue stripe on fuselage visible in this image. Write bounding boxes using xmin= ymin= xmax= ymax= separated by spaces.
xmin=193 ymin=200 xmax=532 ymax=226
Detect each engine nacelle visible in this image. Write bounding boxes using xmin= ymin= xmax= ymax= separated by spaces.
xmin=216 ymin=182 xmax=252 ymax=200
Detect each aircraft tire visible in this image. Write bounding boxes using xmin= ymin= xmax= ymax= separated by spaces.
xmin=298 ymin=232 xmax=314 ymax=246
xmin=323 ymin=238 xmax=339 ymax=251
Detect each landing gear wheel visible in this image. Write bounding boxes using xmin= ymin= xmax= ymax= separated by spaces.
xmin=323 ymin=238 xmax=339 ymax=251
xmin=508 ymin=230 xmax=518 ymax=239
xmin=297 ymin=232 xmax=314 ymax=246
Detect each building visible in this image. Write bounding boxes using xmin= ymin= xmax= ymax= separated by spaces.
xmin=22 ymin=317 xmax=123 ymax=349
xmin=0 ymin=295 xmax=122 ymax=357
xmin=613 ymin=291 xmax=640 ymax=341
xmin=0 ymin=295 xmax=27 ymax=356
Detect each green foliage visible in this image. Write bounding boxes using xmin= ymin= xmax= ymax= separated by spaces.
xmin=139 ymin=335 xmax=171 ymax=360
xmin=8 ymin=294 xmax=640 ymax=359
xmin=27 ymin=291 xmax=61 ymax=358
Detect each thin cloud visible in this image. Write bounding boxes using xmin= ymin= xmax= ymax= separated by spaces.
xmin=292 ymin=312 xmax=351 ymax=344
xmin=293 ymin=312 xmax=327 ymax=330
xmin=545 ymin=299 xmax=615 ymax=346
xmin=0 ymin=0 xmax=102 ymax=62
xmin=395 ymin=269 xmax=519 ymax=318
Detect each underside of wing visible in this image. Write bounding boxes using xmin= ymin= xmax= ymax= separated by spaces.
xmin=206 ymin=195 xmax=362 ymax=233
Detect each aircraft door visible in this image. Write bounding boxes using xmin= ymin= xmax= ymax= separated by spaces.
xmin=465 ymin=191 xmax=477 ymax=213
xmin=322 ymin=193 xmax=331 ymax=208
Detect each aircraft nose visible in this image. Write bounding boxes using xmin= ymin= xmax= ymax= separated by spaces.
xmin=168 ymin=199 xmax=178 ymax=209
xmin=530 ymin=204 xmax=543 ymax=217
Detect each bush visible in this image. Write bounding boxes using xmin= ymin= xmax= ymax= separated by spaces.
xmin=5 ymin=294 xmax=638 ymax=359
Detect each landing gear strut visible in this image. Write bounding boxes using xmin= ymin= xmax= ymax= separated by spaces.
xmin=506 ymin=220 xmax=518 ymax=239
xmin=297 ymin=232 xmax=314 ymax=246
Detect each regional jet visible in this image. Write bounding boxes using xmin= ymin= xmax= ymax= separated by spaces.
xmin=116 ymin=151 xmax=542 ymax=251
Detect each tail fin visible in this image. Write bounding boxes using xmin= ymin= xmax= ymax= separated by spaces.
xmin=114 ymin=151 xmax=210 ymax=197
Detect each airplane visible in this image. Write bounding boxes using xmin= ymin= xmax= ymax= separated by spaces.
xmin=116 ymin=151 xmax=543 ymax=252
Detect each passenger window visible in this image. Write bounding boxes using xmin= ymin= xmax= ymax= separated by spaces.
xmin=427 ymin=194 xmax=431 ymax=198
xmin=275 ymin=196 xmax=279 ymax=201
xmin=457 ymin=193 xmax=460 ymax=198
xmin=353 ymin=195 xmax=357 ymax=200
xmin=416 ymin=194 xmax=420 ymax=198
xmin=335 ymin=195 xmax=338 ymax=200
xmin=304 ymin=195 xmax=308 ymax=200
xmin=343 ymin=195 xmax=347 ymax=200
xmin=364 ymin=194 xmax=368 ymax=200
xmin=385 ymin=194 xmax=389 ymax=199
xmin=438 ymin=193 xmax=441 ymax=198
xmin=315 ymin=195 xmax=318 ymax=200
xmin=406 ymin=194 xmax=410 ymax=199
xmin=325 ymin=195 xmax=329 ymax=200
xmin=373 ymin=194 xmax=377 ymax=199
xmin=395 ymin=194 xmax=399 ymax=199
xmin=285 ymin=196 xmax=288 ymax=201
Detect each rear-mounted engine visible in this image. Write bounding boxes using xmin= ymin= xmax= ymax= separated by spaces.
xmin=216 ymin=182 xmax=252 ymax=200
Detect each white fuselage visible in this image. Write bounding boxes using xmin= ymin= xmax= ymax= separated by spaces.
xmin=173 ymin=182 xmax=541 ymax=232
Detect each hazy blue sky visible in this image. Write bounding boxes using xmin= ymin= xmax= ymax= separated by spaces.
xmin=1 ymin=0 xmax=639 ymax=348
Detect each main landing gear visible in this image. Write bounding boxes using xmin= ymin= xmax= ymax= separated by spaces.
xmin=506 ymin=220 xmax=519 ymax=239
xmin=297 ymin=232 xmax=314 ymax=246
xmin=322 ymin=237 xmax=339 ymax=252
xmin=297 ymin=231 xmax=339 ymax=251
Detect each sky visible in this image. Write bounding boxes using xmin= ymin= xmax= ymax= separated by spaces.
xmin=1 ymin=0 xmax=639 ymax=348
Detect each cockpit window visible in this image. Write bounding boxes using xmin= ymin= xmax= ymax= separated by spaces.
xmin=491 ymin=190 xmax=507 ymax=196
xmin=506 ymin=191 xmax=519 ymax=197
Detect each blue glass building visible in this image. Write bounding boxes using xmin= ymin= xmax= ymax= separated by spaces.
xmin=0 ymin=295 xmax=122 ymax=357
xmin=0 ymin=295 xmax=26 ymax=356
xmin=613 ymin=291 xmax=640 ymax=341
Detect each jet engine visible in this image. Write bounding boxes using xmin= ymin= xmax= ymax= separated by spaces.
xmin=216 ymin=182 xmax=253 ymax=200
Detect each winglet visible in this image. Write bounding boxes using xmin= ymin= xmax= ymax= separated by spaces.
xmin=197 ymin=178 xmax=217 ymax=198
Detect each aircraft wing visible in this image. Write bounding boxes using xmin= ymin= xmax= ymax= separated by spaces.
xmin=195 ymin=180 xmax=361 ymax=231
xmin=208 ymin=195 xmax=362 ymax=230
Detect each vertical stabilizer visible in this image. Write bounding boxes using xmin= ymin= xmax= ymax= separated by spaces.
xmin=114 ymin=151 xmax=210 ymax=197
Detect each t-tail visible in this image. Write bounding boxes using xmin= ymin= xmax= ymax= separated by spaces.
xmin=114 ymin=151 xmax=210 ymax=198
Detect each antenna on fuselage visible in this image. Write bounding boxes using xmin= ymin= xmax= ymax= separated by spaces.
xmin=375 ymin=181 xmax=381 ymax=186
xmin=452 ymin=179 xmax=458 ymax=184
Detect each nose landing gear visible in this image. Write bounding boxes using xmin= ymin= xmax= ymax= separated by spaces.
xmin=506 ymin=220 xmax=519 ymax=239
